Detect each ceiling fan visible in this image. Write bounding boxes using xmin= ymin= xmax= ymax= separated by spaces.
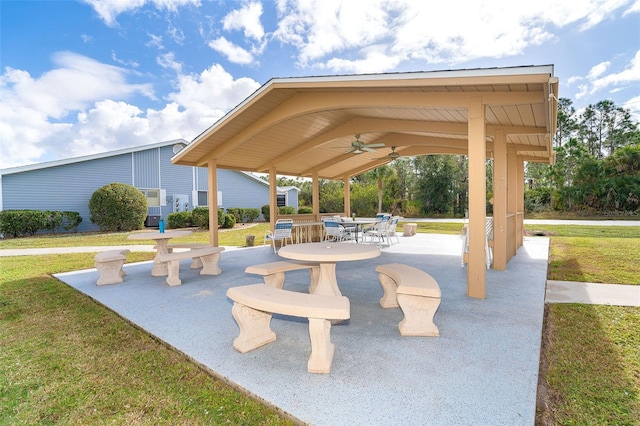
xmin=344 ymin=134 xmax=385 ymax=154
xmin=376 ymin=146 xmax=401 ymax=161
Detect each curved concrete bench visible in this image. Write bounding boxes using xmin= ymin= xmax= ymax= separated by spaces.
xmin=95 ymin=249 xmax=130 ymax=285
xmin=165 ymin=243 xmax=210 ymax=268
xmin=375 ymin=263 xmax=441 ymax=337
xmin=227 ymin=283 xmax=350 ymax=374
xmin=157 ymin=246 xmax=225 ymax=286
xmin=245 ymin=260 xmax=319 ymax=291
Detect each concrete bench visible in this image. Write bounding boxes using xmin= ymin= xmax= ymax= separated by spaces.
xmin=245 ymin=260 xmax=320 ymax=291
xmin=375 ymin=263 xmax=441 ymax=337
xmin=165 ymin=243 xmax=209 ymax=268
xmin=94 ymin=249 xmax=130 ymax=285
xmin=157 ymin=246 xmax=225 ymax=286
xmin=226 ymin=283 xmax=350 ymax=374
xmin=402 ymin=223 xmax=417 ymax=236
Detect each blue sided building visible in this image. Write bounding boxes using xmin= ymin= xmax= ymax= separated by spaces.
xmin=0 ymin=139 xmax=299 ymax=233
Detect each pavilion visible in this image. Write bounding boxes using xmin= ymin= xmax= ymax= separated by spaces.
xmin=172 ymin=65 xmax=559 ymax=299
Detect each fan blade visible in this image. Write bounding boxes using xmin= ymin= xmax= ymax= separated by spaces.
xmin=361 ymin=146 xmax=377 ymax=152
xmin=364 ymin=143 xmax=385 ymax=149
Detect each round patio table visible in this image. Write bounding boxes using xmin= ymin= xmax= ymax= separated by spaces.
xmin=127 ymin=230 xmax=193 ymax=276
xmin=278 ymin=242 xmax=380 ymax=297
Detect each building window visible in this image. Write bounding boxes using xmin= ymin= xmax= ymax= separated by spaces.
xmin=140 ymin=188 xmax=160 ymax=207
xmin=197 ymin=191 xmax=208 ymax=206
xmin=277 ymin=194 xmax=286 ymax=207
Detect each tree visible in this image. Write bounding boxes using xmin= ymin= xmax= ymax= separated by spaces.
xmin=413 ymin=155 xmax=456 ymax=214
xmin=579 ymin=100 xmax=639 ymax=158
xmin=553 ymin=98 xmax=579 ymax=148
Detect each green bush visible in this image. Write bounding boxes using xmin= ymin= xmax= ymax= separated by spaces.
xmin=0 ymin=210 xmax=47 ymax=237
xmin=222 ymin=213 xmax=236 ymax=228
xmin=167 ymin=211 xmax=192 ymax=229
xmin=61 ymin=211 xmax=83 ymax=232
xmin=0 ymin=209 xmax=82 ymax=237
xmin=278 ymin=206 xmax=296 ymax=215
xmin=89 ymin=183 xmax=148 ymax=232
xmin=218 ymin=208 xmax=225 ymax=227
xmin=225 ymin=207 xmax=261 ymax=223
xmin=261 ymin=204 xmax=270 ymax=222
xmin=192 ymin=207 xmax=209 ymax=229
xmin=297 ymin=206 xmax=312 ymax=214
xmin=226 ymin=208 xmax=243 ymax=223
xmin=44 ymin=211 xmax=63 ymax=234
xmin=244 ymin=208 xmax=260 ymax=222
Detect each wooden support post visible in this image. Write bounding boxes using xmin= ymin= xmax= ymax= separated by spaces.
xmin=467 ymin=97 xmax=486 ymax=299
xmin=493 ymin=130 xmax=507 ymax=270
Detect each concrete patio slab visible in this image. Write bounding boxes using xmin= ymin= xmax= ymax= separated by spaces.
xmin=54 ymin=233 xmax=550 ymax=426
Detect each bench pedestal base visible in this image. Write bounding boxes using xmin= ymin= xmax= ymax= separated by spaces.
xmin=397 ymin=294 xmax=440 ymax=336
xmin=231 ymin=302 xmax=336 ymax=374
xmin=231 ymin=303 xmax=276 ymax=352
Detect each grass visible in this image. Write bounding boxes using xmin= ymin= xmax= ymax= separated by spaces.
xmin=539 ymin=305 xmax=640 ymax=425
xmin=0 ymin=253 xmax=293 ymax=425
xmin=522 ymin=224 xmax=640 ymax=285
xmin=1 ymin=220 xmax=639 ymax=424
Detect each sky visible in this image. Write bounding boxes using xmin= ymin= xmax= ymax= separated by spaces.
xmin=1 ymin=0 xmax=639 ymax=170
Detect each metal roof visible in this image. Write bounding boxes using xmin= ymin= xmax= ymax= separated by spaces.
xmin=173 ymin=65 xmax=558 ymax=179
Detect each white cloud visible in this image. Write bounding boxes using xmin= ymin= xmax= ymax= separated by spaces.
xmin=587 ymin=61 xmax=611 ymax=79
xmin=157 ymin=52 xmax=183 ymax=73
xmin=209 ymin=37 xmax=255 ymax=64
xmin=82 ymin=0 xmax=200 ymax=27
xmin=622 ymin=95 xmax=640 ymax=122
xmin=274 ymin=0 xmax=636 ymax=73
xmin=0 ymin=53 xmax=259 ymax=168
xmin=1 ymin=52 xmax=153 ymax=120
xmin=589 ymin=50 xmax=640 ymax=93
xmin=222 ymin=2 xmax=265 ymax=41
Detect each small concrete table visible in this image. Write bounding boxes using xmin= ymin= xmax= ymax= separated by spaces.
xmin=127 ymin=230 xmax=193 ymax=276
xmin=278 ymin=242 xmax=381 ymax=296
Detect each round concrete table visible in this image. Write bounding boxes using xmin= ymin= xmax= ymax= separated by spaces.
xmin=278 ymin=242 xmax=381 ymax=296
xmin=127 ymin=230 xmax=193 ymax=276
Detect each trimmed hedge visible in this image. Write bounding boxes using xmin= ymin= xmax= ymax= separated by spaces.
xmin=89 ymin=183 xmax=148 ymax=232
xmin=226 ymin=207 xmax=260 ymax=223
xmin=165 ymin=208 xmax=236 ymax=230
xmin=0 ymin=210 xmax=83 ymax=238
xmin=167 ymin=211 xmax=192 ymax=229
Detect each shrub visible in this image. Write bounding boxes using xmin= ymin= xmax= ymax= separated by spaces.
xmin=244 ymin=208 xmax=260 ymax=222
xmin=278 ymin=206 xmax=296 ymax=215
xmin=44 ymin=211 xmax=63 ymax=234
xmin=0 ymin=209 xmax=82 ymax=237
xmin=225 ymin=207 xmax=261 ymax=223
xmin=218 ymin=208 xmax=225 ymax=227
xmin=167 ymin=211 xmax=192 ymax=229
xmin=261 ymin=204 xmax=270 ymax=222
xmin=0 ymin=210 xmax=47 ymax=237
xmin=61 ymin=211 xmax=82 ymax=232
xmin=297 ymin=206 xmax=313 ymax=214
xmin=89 ymin=183 xmax=148 ymax=232
xmin=226 ymin=208 xmax=243 ymax=223
xmin=222 ymin=213 xmax=236 ymax=228
xmin=192 ymin=207 xmax=209 ymax=229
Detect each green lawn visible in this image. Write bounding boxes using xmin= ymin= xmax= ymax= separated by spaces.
xmin=1 ymin=221 xmax=639 ymax=425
